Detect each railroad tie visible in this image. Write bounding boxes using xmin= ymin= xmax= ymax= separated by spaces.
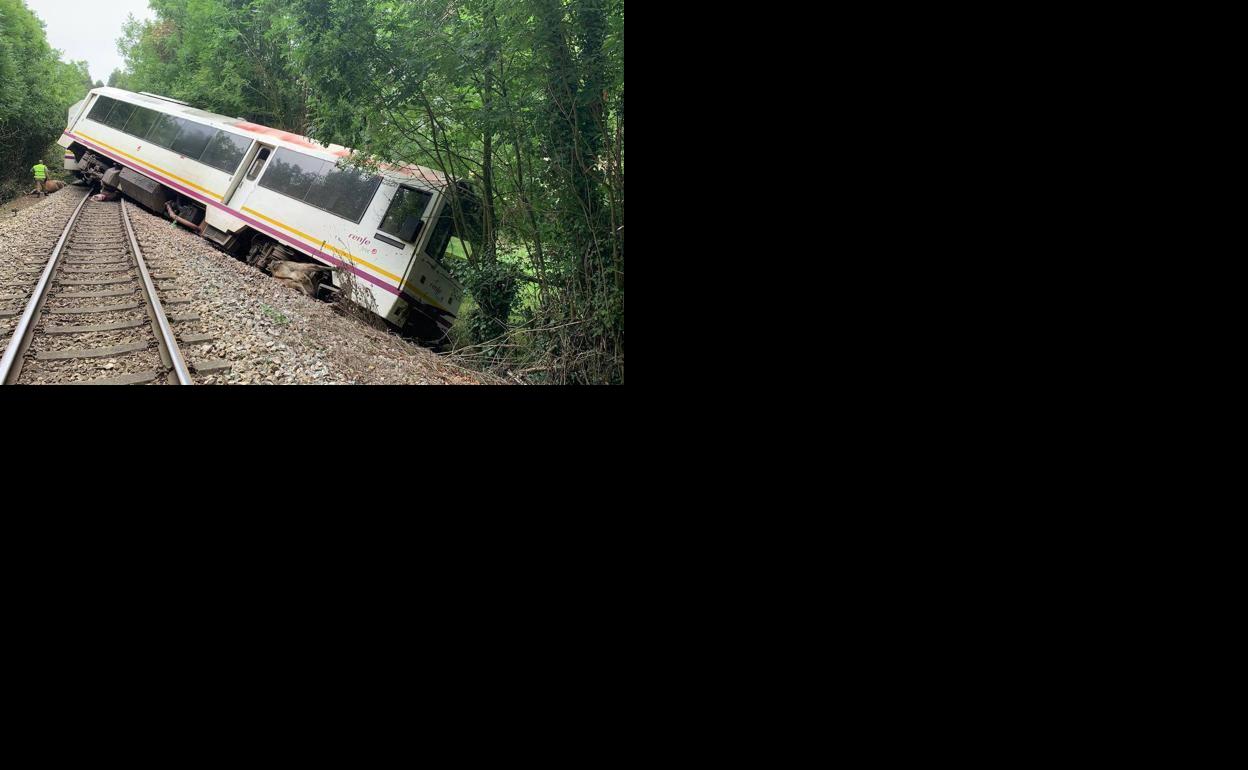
xmin=66 ymin=370 xmax=160 ymax=386
xmin=61 ymin=266 xmax=131 ymax=274
xmin=35 ymin=341 xmax=149 ymax=361
xmin=44 ymin=302 xmax=142 ymax=315
xmin=56 ymin=288 xmax=136 ymax=299
xmin=58 ymin=277 xmax=134 ymax=286
xmin=45 ymin=319 xmax=147 ymax=335
xmin=179 ymin=333 xmax=216 ymax=345
xmin=191 ymin=359 xmax=231 ymax=374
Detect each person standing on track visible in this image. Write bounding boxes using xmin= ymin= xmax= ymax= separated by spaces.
xmin=32 ymin=161 xmax=48 ymax=197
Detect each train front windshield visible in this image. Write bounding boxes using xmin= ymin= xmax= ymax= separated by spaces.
xmin=428 ymin=183 xmax=482 ymax=261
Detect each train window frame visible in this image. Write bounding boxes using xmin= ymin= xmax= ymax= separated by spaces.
xmin=259 ymin=148 xmax=327 ymax=200
xmin=122 ymin=106 xmax=161 ymax=140
xmin=199 ymin=130 xmax=252 ymax=174
xmin=305 ymin=163 xmax=382 ymax=224
xmin=378 ymin=185 xmax=434 ymax=244
xmin=425 ymin=200 xmax=456 ymax=263
xmin=146 ymin=113 xmax=184 ymax=150
xmin=257 ymin=147 xmax=383 ymax=225
xmin=102 ymin=100 xmax=136 ymax=131
xmin=88 ymin=95 xmax=117 ymax=124
xmin=169 ymin=118 xmax=215 ymax=159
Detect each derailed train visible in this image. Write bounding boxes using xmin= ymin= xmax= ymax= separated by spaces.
xmin=60 ymin=87 xmax=474 ymax=342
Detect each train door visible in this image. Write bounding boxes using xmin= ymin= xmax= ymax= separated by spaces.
xmin=224 ymin=142 xmax=275 ymax=208
xmin=357 ymin=184 xmax=437 ymax=325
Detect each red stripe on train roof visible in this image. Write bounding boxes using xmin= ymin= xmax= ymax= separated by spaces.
xmin=232 ymin=122 xmax=327 ymax=150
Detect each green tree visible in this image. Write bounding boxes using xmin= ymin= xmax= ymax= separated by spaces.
xmin=0 ymin=0 xmax=94 ymax=197
xmin=117 ymin=0 xmax=309 ymax=130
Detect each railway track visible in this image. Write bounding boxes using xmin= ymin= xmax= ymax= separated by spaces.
xmin=0 ymin=192 xmax=196 ymax=385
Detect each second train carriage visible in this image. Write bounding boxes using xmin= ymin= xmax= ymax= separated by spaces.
xmin=59 ymin=87 xmax=473 ymax=342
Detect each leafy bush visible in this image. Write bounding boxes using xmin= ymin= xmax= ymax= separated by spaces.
xmin=455 ymin=258 xmax=520 ymax=347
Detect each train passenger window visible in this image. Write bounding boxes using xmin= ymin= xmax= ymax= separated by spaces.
xmin=305 ymin=163 xmax=383 ymax=224
xmin=200 ymin=131 xmax=252 ymax=174
xmin=147 ymin=114 xmax=183 ymax=149
xmin=252 ymin=148 xmax=382 ymax=223
xmin=122 ymin=107 xmax=160 ymax=140
xmin=426 ymin=203 xmax=455 ymax=262
xmin=259 ymin=148 xmax=330 ymax=200
xmin=103 ymin=100 xmax=136 ymax=130
xmin=303 ymin=174 xmax=342 ymax=212
xmin=379 ymin=187 xmax=433 ymax=243
xmin=170 ymin=119 xmax=215 ymax=159
xmin=246 ymin=148 xmax=271 ymax=180
xmin=88 ymin=96 xmax=117 ymax=123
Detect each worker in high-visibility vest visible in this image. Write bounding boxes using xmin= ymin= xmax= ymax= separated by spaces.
xmin=32 ymin=162 xmax=48 ymax=197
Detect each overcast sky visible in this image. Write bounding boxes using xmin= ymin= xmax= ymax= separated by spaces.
xmin=27 ymin=0 xmax=156 ymax=84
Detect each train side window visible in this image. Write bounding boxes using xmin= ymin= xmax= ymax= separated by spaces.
xmin=305 ymin=163 xmax=382 ymax=223
xmin=200 ymin=131 xmax=251 ymax=173
xmin=170 ymin=119 xmax=215 ymax=159
xmin=88 ymin=96 xmax=116 ymax=123
xmin=259 ymin=147 xmax=329 ymax=199
xmin=425 ymin=203 xmax=455 ymax=262
xmin=103 ymin=100 xmax=136 ymax=130
xmin=379 ymin=186 xmax=433 ymax=243
xmin=246 ymin=148 xmax=271 ymax=180
xmin=123 ymin=107 xmax=160 ymax=140
xmin=147 ymin=114 xmax=183 ymax=149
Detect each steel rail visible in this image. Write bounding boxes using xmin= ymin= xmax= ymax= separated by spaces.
xmin=0 ymin=189 xmax=91 ymax=384
xmin=122 ymin=200 xmax=192 ymax=385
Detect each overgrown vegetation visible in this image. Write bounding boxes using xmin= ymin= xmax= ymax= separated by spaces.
xmin=112 ymin=0 xmax=311 ymax=131
xmin=0 ymin=0 xmax=94 ymax=200
xmin=115 ymin=0 xmax=624 ymax=384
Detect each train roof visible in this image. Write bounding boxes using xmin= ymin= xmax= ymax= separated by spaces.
xmin=92 ymin=87 xmax=449 ymax=189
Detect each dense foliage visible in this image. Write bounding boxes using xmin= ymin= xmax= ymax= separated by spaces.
xmin=0 ymin=0 xmax=94 ymax=198
xmin=114 ymin=0 xmax=309 ymax=130
xmin=117 ymin=0 xmax=623 ymax=383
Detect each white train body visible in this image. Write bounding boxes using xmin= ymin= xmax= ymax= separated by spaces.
xmin=59 ymin=87 xmax=465 ymax=339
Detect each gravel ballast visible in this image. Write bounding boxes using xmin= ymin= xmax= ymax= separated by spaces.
xmin=0 ymin=187 xmax=84 ymax=288
xmin=1 ymin=187 xmax=495 ymax=385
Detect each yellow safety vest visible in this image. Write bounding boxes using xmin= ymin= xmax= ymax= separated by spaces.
xmin=32 ymin=164 xmax=47 ymax=180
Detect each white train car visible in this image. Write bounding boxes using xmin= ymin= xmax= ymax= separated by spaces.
xmin=58 ymin=87 xmax=468 ymax=341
